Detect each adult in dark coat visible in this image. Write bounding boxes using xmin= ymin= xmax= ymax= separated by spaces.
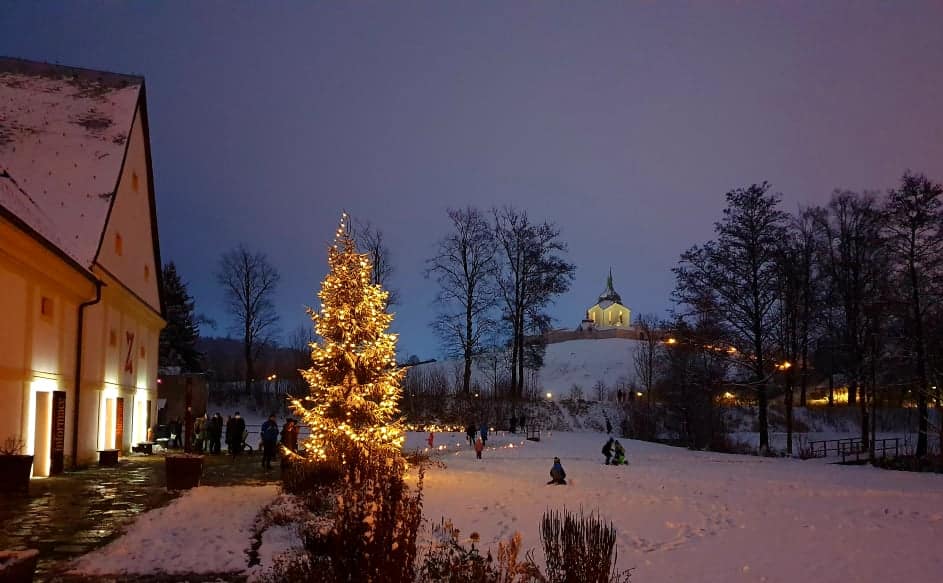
xmin=602 ymin=437 xmax=614 ymax=465
xmin=228 ymin=412 xmax=246 ymax=457
xmin=260 ymin=414 xmax=280 ymax=469
xmin=547 ymin=457 xmax=567 ymax=485
xmin=465 ymin=423 xmax=476 ymax=446
xmin=210 ymin=413 xmax=223 ymax=454
xmin=281 ymin=418 xmax=299 ymax=452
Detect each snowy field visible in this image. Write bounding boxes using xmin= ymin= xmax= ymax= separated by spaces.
xmin=69 ymin=432 xmax=943 ymax=581
xmin=416 ymin=431 xmax=943 ymax=583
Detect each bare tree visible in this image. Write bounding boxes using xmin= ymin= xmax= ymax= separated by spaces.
xmin=633 ymin=313 xmax=662 ymax=405
xmin=813 ymin=191 xmax=885 ymax=447
xmin=353 ymin=219 xmax=399 ymax=306
xmin=426 ymin=207 xmax=498 ymax=394
xmin=883 ymin=171 xmax=943 ymax=457
xmin=673 ymin=183 xmax=787 ymax=451
xmin=493 ymin=207 xmax=575 ymax=399
xmin=216 ymin=244 xmax=281 ymax=394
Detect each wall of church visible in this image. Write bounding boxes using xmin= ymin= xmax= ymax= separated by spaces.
xmin=588 ymin=303 xmax=631 ymax=330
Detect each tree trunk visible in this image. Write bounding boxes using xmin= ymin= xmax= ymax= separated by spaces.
xmin=785 ymin=378 xmax=793 ymax=455
xmin=910 ymin=258 xmax=929 ymax=457
xmin=848 ymin=382 xmax=857 ymax=406
xmin=244 ymin=331 xmax=252 ymax=396
xmin=757 ymin=379 xmax=769 ymax=452
xmin=859 ymin=379 xmax=869 ymax=451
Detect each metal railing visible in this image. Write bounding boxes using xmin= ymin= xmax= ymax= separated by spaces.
xmin=840 ymin=438 xmax=900 ymax=463
xmin=806 ymin=437 xmax=862 ymax=458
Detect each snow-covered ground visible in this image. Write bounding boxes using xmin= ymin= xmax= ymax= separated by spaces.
xmin=68 ymin=432 xmax=943 ymax=581
xmin=415 ymin=431 xmax=943 ymax=583
xmin=70 ymin=485 xmax=279 ymax=577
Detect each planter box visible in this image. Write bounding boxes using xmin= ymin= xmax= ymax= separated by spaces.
xmin=97 ymin=449 xmax=119 ymax=467
xmin=165 ymin=455 xmax=203 ymax=490
xmin=0 ymin=549 xmax=39 ymax=583
xmin=0 ymin=455 xmax=34 ymax=493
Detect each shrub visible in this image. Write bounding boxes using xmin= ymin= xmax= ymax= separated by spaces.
xmin=417 ymin=520 xmax=543 ymax=583
xmin=272 ymin=454 xmax=425 ymax=583
xmin=539 ymin=508 xmax=631 ymax=583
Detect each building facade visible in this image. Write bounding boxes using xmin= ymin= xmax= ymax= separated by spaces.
xmin=586 ymin=270 xmax=631 ymax=330
xmin=0 ymin=57 xmax=165 ymax=474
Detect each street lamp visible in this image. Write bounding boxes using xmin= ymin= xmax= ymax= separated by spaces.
xmin=546 ymin=392 xmax=552 ymax=400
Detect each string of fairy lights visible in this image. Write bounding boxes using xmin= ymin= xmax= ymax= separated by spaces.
xmin=286 ymin=212 xmax=406 ymax=467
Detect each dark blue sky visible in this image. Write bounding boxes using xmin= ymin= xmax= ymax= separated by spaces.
xmin=3 ymin=2 xmax=942 ymax=358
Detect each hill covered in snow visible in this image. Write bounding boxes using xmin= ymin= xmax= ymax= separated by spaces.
xmin=415 ymin=337 xmax=644 ymax=399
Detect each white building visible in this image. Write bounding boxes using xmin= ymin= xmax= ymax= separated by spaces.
xmin=0 ymin=57 xmax=165 ymax=473
xmin=585 ymin=270 xmax=632 ymax=330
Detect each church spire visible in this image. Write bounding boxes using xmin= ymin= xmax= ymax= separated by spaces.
xmin=607 ymin=267 xmax=613 ymax=291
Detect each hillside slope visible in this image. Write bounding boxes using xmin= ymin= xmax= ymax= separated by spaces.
xmin=417 ymin=337 xmax=643 ymax=399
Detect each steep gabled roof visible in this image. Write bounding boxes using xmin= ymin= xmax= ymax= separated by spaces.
xmin=0 ymin=57 xmax=143 ymax=270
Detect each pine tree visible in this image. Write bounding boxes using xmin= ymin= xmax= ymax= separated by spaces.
xmin=159 ymin=262 xmax=202 ymax=372
xmin=290 ymin=213 xmax=406 ymax=471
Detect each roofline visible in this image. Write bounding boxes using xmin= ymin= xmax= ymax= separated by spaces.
xmin=0 ymin=203 xmax=99 ymax=285
xmin=138 ymin=82 xmax=167 ymax=319
xmin=0 ymin=55 xmax=144 ymax=83
xmin=90 ymin=83 xmax=166 ymax=319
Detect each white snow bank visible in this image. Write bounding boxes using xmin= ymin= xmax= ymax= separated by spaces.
xmin=418 ymin=431 xmax=943 ymax=582
xmin=70 ymin=484 xmax=279 ymax=576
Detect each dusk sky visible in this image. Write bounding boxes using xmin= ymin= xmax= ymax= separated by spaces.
xmin=3 ymin=2 xmax=941 ymax=359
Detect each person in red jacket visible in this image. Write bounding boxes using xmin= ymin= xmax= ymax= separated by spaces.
xmin=474 ymin=436 xmax=484 ymax=460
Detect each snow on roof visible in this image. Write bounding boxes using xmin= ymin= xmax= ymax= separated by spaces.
xmin=0 ymin=57 xmax=142 ymax=269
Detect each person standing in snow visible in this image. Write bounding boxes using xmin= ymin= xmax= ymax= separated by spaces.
xmin=228 ymin=412 xmax=246 ymax=458
xmin=509 ymin=415 xmax=517 ymax=434
xmin=547 ymin=457 xmax=567 ymax=485
xmin=210 ymin=413 xmax=223 ymax=454
xmin=602 ymin=437 xmax=614 ymax=465
xmin=612 ymin=440 xmax=627 ymax=465
xmin=479 ymin=422 xmax=489 ymax=445
xmin=281 ymin=418 xmax=299 ymax=453
xmin=605 ymin=416 xmax=612 ymax=435
xmin=519 ymin=414 xmax=527 ymax=431
xmin=260 ymin=414 xmax=280 ymax=469
xmin=427 ymin=432 xmax=435 ymax=448
xmin=474 ymin=436 xmax=484 ymax=459
xmin=466 ymin=423 xmax=476 ymax=446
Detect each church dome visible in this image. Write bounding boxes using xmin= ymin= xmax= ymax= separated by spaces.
xmin=597 ymin=270 xmax=622 ymax=306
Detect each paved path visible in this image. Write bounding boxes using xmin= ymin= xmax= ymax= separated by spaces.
xmin=0 ymin=451 xmax=282 ymax=582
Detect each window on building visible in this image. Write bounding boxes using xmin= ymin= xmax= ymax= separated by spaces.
xmin=131 ymin=171 xmax=139 ymax=192
xmin=115 ymin=233 xmax=123 ymax=256
xmin=40 ymin=296 xmax=54 ymax=318
xmin=144 ymin=265 xmax=150 ymax=281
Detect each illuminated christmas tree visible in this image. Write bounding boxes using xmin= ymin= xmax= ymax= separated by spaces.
xmin=289 ymin=212 xmax=406 ymax=473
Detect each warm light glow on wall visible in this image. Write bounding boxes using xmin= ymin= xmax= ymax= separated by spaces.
xmin=26 ymin=378 xmax=57 ymax=455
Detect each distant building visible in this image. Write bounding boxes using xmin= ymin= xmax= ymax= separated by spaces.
xmin=0 ymin=57 xmax=165 ymax=473
xmin=586 ymin=269 xmax=631 ymax=330
xmin=548 ymin=270 xmax=639 ymax=344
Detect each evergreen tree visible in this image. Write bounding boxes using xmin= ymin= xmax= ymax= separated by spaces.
xmin=158 ymin=262 xmax=202 ymax=372
xmin=289 ymin=213 xmax=406 ymax=471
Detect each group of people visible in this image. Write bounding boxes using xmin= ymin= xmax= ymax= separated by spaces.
xmin=465 ymin=422 xmax=490 ymax=459
xmin=601 ymin=437 xmax=628 ymax=465
xmin=258 ymin=415 xmax=300 ymax=469
xmin=545 ymin=436 xmax=630 ymax=486
xmin=164 ymin=411 xmax=300 ymax=470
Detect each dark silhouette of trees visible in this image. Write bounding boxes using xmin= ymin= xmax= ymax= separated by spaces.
xmin=674 ymin=182 xmax=787 ymax=451
xmin=216 ymin=244 xmax=281 ymax=395
xmin=159 ymin=262 xmax=203 ymax=372
xmin=426 ymin=207 xmax=499 ymax=394
xmin=883 ymin=171 xmax=943 ymax=457
xmin=493 ymin=207 xmax=575 ymax=399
